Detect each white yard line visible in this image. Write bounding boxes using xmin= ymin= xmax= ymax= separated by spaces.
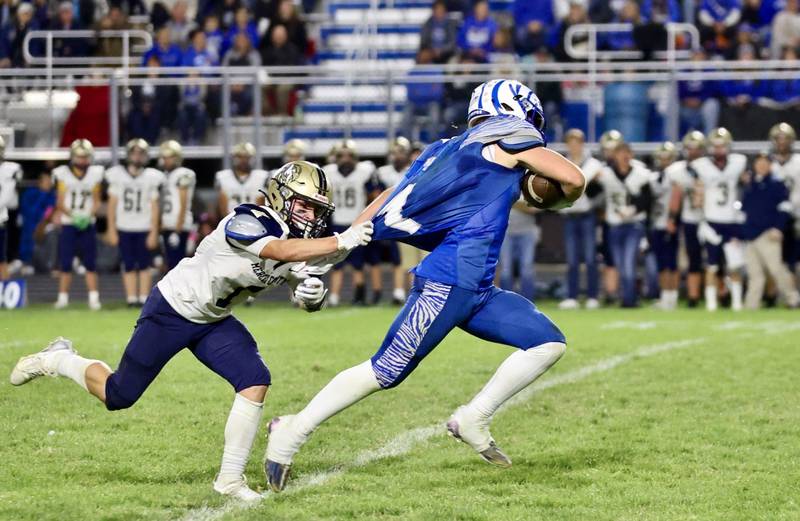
xmin=180 ymin=336 xmax=706 ymax=521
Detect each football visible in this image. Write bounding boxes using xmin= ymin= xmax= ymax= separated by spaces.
xmin=521 ymin=171 xmax=565 ymax=209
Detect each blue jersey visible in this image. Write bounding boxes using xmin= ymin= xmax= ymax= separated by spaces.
xmin=372 ymin=115 xmax=545 ymax=290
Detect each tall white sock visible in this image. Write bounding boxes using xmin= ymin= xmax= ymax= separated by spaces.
xmin=467 ymin=343 xmax=566 ymax=420
xmin=292 ymin=360 xmax=381 ymax=436
xmin=48 ymin=351 xmax=108 ymax=391
xmin=705 ymin=285 xmax=718 ymax=311
xmin=666 ymin=290 xmax=679 ymax=309
xmin=56 ymin=292 xmax=68 ymax=305
xmin=88 ymin=291 xmax=100 ymax=305
xmin=218 ymin=394 xmax=264 ymax=484
xmin=730 ymin=280 xmax=743 ymax=311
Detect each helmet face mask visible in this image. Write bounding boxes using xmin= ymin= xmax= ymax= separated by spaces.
xmin=266 ymin=161 xmax=334 ymax=239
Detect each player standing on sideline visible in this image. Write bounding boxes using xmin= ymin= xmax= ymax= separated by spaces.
xmin=558 ymin=129 xmax=603 ymax=310
xmin=0 ymin=136 xmax=21 ymax=282
xmin=281 ymin=139 xmax=308 ymax=164
xmin=324 ymin=139 xmax=376 ymax=306
xmin=106 ymin=139 xmax=164 ymax=307
xmin=216 ymin=142 xmax=270 ymax=216
xmin=666 ymin=131 xmax=707 ymax=308
xmin=769 ymin=123 xmax=800 ymax=274
xmin=10 ymin=161 xmax=373 ymax=502
xmin=649 ymin=142 xmax=680 ymax=310
xmin=159 ymin=140 xmax=196 ymax=270
xmin=597 ymin=130 xmax=623 ymax=304
xmin=52 ymin=139 xmax=104 ymax=310
xmin=366 ymin=137 xmax=413 ymax=305
xmin=266 ymin=79 xmax=586 ymax=491
xmin=692 ymin=128 xmax=747 ymax=311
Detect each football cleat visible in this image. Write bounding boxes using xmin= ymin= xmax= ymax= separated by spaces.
xmin=212 ymin=475 xmax=262 ymax=502
xmin=446 ymin=406 xmax=512 ymax=468
xmin=10 ymin=337 xmax=75 ymax=386
xmin=265 ymin=415 xmax=308 ymax=492
xmin=558 ymin=298 xmax=579 ymax=310
xmin=265 ymin=459 xmax=291 ymax=493
xmin=585 ymin=298 xmax=600 ymax=310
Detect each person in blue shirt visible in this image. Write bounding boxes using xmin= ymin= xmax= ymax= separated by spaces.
xmin=182 ymin=29 xmax=218 ymax=69
xmin=698 ymin=0 xmax=742 ymax=52
xmin=513 ymin=0 xmax=554 ymax=55
xmin=220 ymin=6 xmax=259 ymax=61
xmin=141 ymin=27 xmax=183 ymax=68
xmin=266 ymin=79 xmax=587 ymax=491
xmin=19 ymin=171 xmax=56 ymax=272
xmin=457 ymin=0 xmax=497 ymax=61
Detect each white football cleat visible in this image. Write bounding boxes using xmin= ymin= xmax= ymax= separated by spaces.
xmin=88 ymin=300 xmax=102 ymax=311
xmin=10 ymin=337 xmax=75 ymax=386
xmin=585 ymin=298 xmax=600 ymax=310
xmin=265 ymin=415 xmax=308 ymax=492
xmin=54 ymin=298 xmax=68 ymax=310
xmin=446 ymin=406 xmax=511 ymax=468
xmin=213 ymin=475 xmax=262 ymax=502
xmin=558 ymin=298 xmax=579 ymax=310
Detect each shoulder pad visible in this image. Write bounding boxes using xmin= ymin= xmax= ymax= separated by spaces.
xmin=462 ymin=115 xmax=545 ymax=153
xmin=225 ymin=205 xmax=285 ymax=241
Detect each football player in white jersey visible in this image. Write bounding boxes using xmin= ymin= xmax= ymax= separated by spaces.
xmin=106 ymin=139 xmax=165 ymax=306
xmin=768 ymin=123 xmax=800 ymax=273
xmin=366 ymin=137 xmax=412 ymax=305
xmin=324 ymin=139 xmax=376 ymax=306
xmin=665 ymin=131 xmax=707 ymax=307
xmin=691 ymin=128 xmax=747 ymax=311
xmin=282 ymin=138 xmax=307 ymax=163
xmin=216 ymin=142 xmax=270 ymax=217
xmin=159 ymin=140 xmax=196 ymax=269
xmin=0 ymin=135 xmax=22 ymax=281
xmin=558 ymin=129 xmax=603 ymax=309
xmin=52 ymin=139 xmax=105 ymax=310
xmin=597 ymin=129 xmax=623 ymax=304
xmin=10 ymin=160 xmax=374 ymax=502
xmin=649 ymin=142 xmax=679 ymax=310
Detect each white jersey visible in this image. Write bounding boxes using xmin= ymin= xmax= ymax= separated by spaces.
xmin=52 ymin=164 xmax=105 ymax=225
xmin=375 ymin=164 xmax=407 ymax=189
xmin=158 ymin=206 xmax=299 ymax=323
xmin=562 ymin=155 xmax=602 ymax=214
xmin=596 ymin=163 xmax=652 ymax=226
xmin=0 ymin=161 xmax=22 ymax=225
xmin=324 ymin=161 xmax=375 ymax=225
xmin=772 ymin=154 xmax=800 ymax=218
xmin=664 ymin=160 xmax=703 ymax=224
xmin=691 ymin=154 xmax=746 ymax=224
xmin=215 ymin=169 xmax=270 ymax=213
xmin=649 ymin=167 xmax=674 ymax=230
xmin=106 ymin=166 xmax=164 ymax=232
xmin=161 ymin=167 xmax=196 ymax=230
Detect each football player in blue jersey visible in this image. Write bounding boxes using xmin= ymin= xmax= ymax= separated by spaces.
xmin=266 ymin=79 xmax=587 ymax=491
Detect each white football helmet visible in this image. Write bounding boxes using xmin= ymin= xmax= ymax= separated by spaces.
xmin=467 ymin=79 xmax=546 ymax=132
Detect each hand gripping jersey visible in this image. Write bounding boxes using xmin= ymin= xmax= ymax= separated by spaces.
xmin=324 ymin=161 xmax=375 ymax=225
xmin=161 ymin=166 xmax=197 ymax=230
xmin=595 ymin=163 xmax=653 ymax=226
xmin=772 ymin=154 xmax=800 ymax=218
xmin=691 ymin=154 xmax=747 ymax=224
xmin=561 ymin=155 xmax=602 ymax=214
xmin=0 ymin=161 xmax=22 ymax=225
xmin=371 ymin=115 xmax=545 ymax=291
xmin=52 ymin=164 xmax=105 ymax=225
xmin=215 ymin=169 xmax=271 ymax=213
xmin=106 ymin=166 xmax=165 ymax=232
xmin=664 ymin=160 xmax=703 ymax=224
xmin=649 ymin=167 xmax=674 ymax=230
xmin=158 ymin=204 xmax=300 ymax=323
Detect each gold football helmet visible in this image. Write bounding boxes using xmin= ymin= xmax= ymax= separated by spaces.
xmin=159 ymin=140 xmax=183 ymax=163
xmin=769 ymin=122 xmax=796 ymax=147
xmin=600 ymin=129 xmax=623 ymax=152
xmin=682 ymin=130 xmax=706 ymax=150
xmin=708 ymin=127 xmax=732 ymax=148
xmin=69 ymin=138 xmax=94 ymax=160
xmin=283 ymin=139 xmax=308 ymax=162
xmin=126 ymin=138 xmax=149 ymax=168
xmin=265 ymin=160 xmax=334 ymax=238
xmin=655 ymin=141 xmax=677 ymax=163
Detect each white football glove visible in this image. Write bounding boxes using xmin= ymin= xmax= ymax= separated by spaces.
xmin=294 ymin=277 xmax=327 ymax=310
xmin=289 ymin=262 xmax=334 ymax=280
xmin=167 ymin=232 xmax=181 ymax=248
xmin=335 ymin=221 xmax=374 ymax=251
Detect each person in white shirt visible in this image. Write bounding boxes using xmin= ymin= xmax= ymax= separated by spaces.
xmin=52 ymin=139 xmax=105 ymax=310
xmin=690 ymin=127 xmax=747 ymax=311
xmin=215 ymin=142 xmax=270 ymax=217
xmin=648 ymin=142 xmax=679 ymax=310
xmin=159 ymin=140 xmax=196 ymax=270
xmin=0 ymin=135 xmax=21 ymax=281
xmin=558 ymin=129 xmax=603 ymax=309
xmin=10 ymin=160 xmax=373 ymax=503
xmin=106 ymin=139 xmax=164 ymax=307
xmin=769 ymin=122 xmax=800 ymax=275
xmin=324 ymin=139 xmax=376 ymax=306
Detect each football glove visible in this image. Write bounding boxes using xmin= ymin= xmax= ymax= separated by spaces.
xmin=167 ymin=232 xmax=181 ymax=248
xmin=72 ymin=213 xmax=91 ymax=231
xmin=294 ymin=277 xmax=327 ymax=312
xmin=335 ymin=221 xmax=373 ymax=251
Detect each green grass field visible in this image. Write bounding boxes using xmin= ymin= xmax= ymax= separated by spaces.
xmin=1 ymin=304 xmax=799 ymax=521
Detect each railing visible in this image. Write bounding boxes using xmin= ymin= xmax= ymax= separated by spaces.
xmin=22 ymin=29 xmax=154 ymax=67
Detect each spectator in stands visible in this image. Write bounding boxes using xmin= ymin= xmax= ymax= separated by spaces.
xmin=457 ymin=0 xmax=496 ymax=61
xmin=183 ymin=28 xmax=217 ymax=68
xmin=203 ymin=14 xmax=224 ymax=63
xmin=698 ymin=0 xmax=742 ymax=54
xmin=760 ymin=46 xmax=800 ymax=113
xmin=178 ymin=73 xmax=208 ymax=145
xmin=770 ymin=0 xmax=800 ymax=58
xmin=143 ymin=27 xmax=183 ymax=67
xmin=589 ymin=0 xmax=624 ymax=23
xmin=420 ymin=0 xmax=458 ymax=63
xmin=30 ymin=0 xmax=50 ymax=29
xmin=513 ymin=0 xmax=555 ymax=55
xmin=167 ymin=0 xmax=196 ymax=46
xmin=221 ymin=6 xmax=258 ymax=59
xmin=52 ymin=2 xmax=89 ymax=60
xmin=223 ymin=32 xmax=260 ymax=116
xmin=0 ymin=3 xmax=39 ymax=67
xmin=554 ymin=0 xmax=590 ymax=61
xmin=403 ymin=48 xmax=444 ymax=141
xmin=641 ymin=0 xmax=681 ymax=23
xmin=741 ymin=152 xmax=800 ymax=308
xmin=216 ymin=0 xmax=241 ymax=30
xmin=442 ymin=54 xmax=476 ymax=136
xmin=113 ymin=0 xmax=149 ymax=18
xmin=679 ymin=50 xmax=721 ymax=134
xmin=267 ymin=0 xmax=308 ymax=55
xmin=606 ymin=1 xmax=642 ymax=51
xmin=719 ymin=43 xmax=767 ymax=138
xmin=261 ymin=24 xmax=303 ymax=115
xmin=490 ymin=27 xmax=517 ymax=67
xmin=95 ymin=6 xmax=132 ymax=58
xmin=128 ymin=55 xmax=165 ymax=143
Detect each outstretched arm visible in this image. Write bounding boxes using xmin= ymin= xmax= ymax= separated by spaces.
xmin=352 ymin=187 xmax=393 ymax=226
